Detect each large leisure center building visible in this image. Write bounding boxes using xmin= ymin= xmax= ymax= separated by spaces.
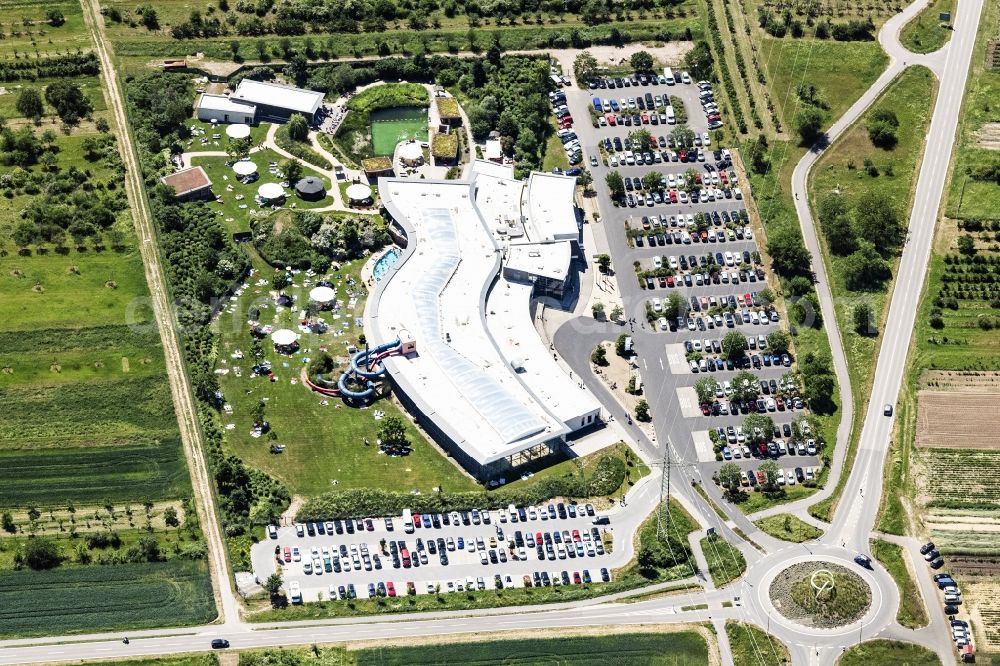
xmin=197 ymin=79 xmax=325 ymax=124
xmin=367 ymin=161 xmax=603 ymax=480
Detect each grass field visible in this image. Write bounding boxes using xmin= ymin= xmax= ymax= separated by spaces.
xmin=726 ymin=621 xmax=789 ymax=666
xmin=837 ymin=639 xmax=940 ymax=666
xmin=700 ymin=534 xmax=747 ymax=587
xmin=870 ymin=539 xmax=928 ymax=628
xmin=759 ymin=38 xmax=888 ymax=135
xmin=542 ymin=119 xmax=569 ymax=172
xmin=0 ymin=561 xmax=214 ymax=638
xmin=214 ymin=253 xmax=479 ymax=498
xmin=900 ymin=0 xmax=955 ymax=53
xmin=754 ymin=513 xmax=823 ymax=542
xmin=0 ymin=75 xmax=107 ymax=120
xmin=0 ymin=0 xmax=93 ymax=57
xmin=80 ymin=659 xmax=217 ymax=666
xmin=353 ymin=632 xmax=710 ymax=665
xmin=370 ymin=107 xmax=428 ymax=156
xmin=944 ymin=0 xmax=1000 ymax=221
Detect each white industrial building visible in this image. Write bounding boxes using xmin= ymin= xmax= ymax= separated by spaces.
xmin=196 ymin=79 xmax=325 ymax=124
xmin=368 ymin=163 xmax=601 ymax=480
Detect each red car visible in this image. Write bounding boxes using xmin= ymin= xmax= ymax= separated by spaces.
xmin=679 ymin=149 xmax=688 ymax=161
xmin=700 ymin=403 xmax=711 ymax=416
xmin=573 ymin=571 xmax=582 ymax=584
xmin=607 ymin=114 xmax=617 ymax=126
xmin=658 ymin=276 xmax=667 ymax=288
xmin=282 ymin=547 xmax=291 ymax=562
xmin=776 ymin=396 xmax=785 ymax=410
xmin=720 ymin=171 xmax=729 ymax=184
xmin=412 ymin=512 xmax=421 ymax=527
xmin=387 ymin=582 xmax=396 ymax=597
xmin=572 ymin=529 xmax=581 ymax=542
xmin=401 ymin=549 xmax=411 ymax=568
xmin=755 ymin=470 xmax=766 ymax=486
xmin=666 ymin=275 xmax=675 ymax=287
xmin=640 ymin=113 xmax=649 ymax=124
xmin=536 ymin=532 xmax=543 ymax=544
xmin=745 ymin=292 xmax=752 ymax=304
xmin=668 ymin=191 xmax=678 ymax=203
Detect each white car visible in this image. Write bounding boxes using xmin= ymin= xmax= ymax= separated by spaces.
xmin=652 ymin=298 xmax=663 ymax=312
xmin=658 ymin=317 xmax=668 ymax=331
xmin=303 ymin=560 xmax=313 ymax=574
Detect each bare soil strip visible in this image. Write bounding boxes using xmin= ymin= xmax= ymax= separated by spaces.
xmin=916 ymin=391 xmax=1000 ymax=449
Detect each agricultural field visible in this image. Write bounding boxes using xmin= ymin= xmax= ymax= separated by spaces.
xmin=944 ymin=0 xmax=1000 ymax=221
xmin=916 ymin=391 xmax=1000 ymax=449
xmin=0 ymin=560 xmax=215 ymax=638
xmin=0 ymin=0 xmax=93 ymax=58
xmin=912 ymin=448 xmax=1000 ymax=513
xmin=213 ymin=251 xmax=479 ymax=498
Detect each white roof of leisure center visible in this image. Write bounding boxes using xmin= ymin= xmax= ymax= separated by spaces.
xmin=369 ymin=174 xmax=599 ymax=467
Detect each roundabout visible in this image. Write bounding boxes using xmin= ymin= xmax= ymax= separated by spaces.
xmin=770 ymin=561 xmax=871 ymax=629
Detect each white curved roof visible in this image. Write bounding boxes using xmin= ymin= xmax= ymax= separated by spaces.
xmin=258 ymin=182 xmax=284 ymax=200
xmin=309 ymin=286 xmax=336 ymax=303
xmin=346 ymin=183 xmax=372 ymax=201
xmin=271 ymin=328 xmax=297 ymax=346
xmin=399 ymin=142 xmax=423 ymax=160
xmin=226 ymin=123 xmax=251 ymax=139
xmin=233 ymin=160 xmax=257 ymax=176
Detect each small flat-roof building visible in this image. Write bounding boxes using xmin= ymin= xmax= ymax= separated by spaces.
xmin=196 ymin=94 xmax=256 ymax=125
xmin=523 ymin=172 xmax=581 ymax=252
xmin=484 ymin=139 xmax=503 ymax=163
xmin=504 ymin=241 xmax=572 ymax=298
xmin=230 ymin=79 xmax=325 ymax=122
xmin=161 ymin=166 xmax=213 ymax=201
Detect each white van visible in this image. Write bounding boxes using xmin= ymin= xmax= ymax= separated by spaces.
xmin=402 ymin=508 xmax=414 ymax=533
xmin=663 ymin=67 xmax=674 ymax=85
xmin=289 ymin=581 xmax=302 ymax=604
xmin=666 ymin=106 xmax=675 ymax=124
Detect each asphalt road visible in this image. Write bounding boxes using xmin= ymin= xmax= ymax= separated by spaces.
xmin=0 ymin=0 xmax=984 ymax=662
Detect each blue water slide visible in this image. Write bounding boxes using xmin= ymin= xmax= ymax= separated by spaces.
xmin=336 ymin=339 xmax=401 ymax=399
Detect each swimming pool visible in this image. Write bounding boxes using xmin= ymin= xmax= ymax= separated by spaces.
xmin=373 ymin=248 xmax=401 ymax=282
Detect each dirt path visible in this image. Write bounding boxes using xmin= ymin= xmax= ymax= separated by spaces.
xmin=79 ymin=0 xmax=235 ymax=625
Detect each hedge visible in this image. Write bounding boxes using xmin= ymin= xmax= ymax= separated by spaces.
xmin=297 ymin=454 xmax=627 ymax=520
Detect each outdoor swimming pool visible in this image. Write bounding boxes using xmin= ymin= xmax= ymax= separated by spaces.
xmin=373 ymin=248 xmax=401 ymax=282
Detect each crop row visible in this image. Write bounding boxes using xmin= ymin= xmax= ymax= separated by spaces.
xmin=0 ymin=438 xmax=190 ymax=507
xmin=0 ymin=324 xmax=161 ymax=356
xmin=704 ymin=0 xmax=749 ymax=134
xmin=925 ymin=449 xmax=1000 ymax=508
xmin=0 ymin=561 xmax=214 ymax=638
xmin=719 ymin=0 xmax=765 ymax=130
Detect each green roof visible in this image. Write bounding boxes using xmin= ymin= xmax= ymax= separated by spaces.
xmin=431 ymin=132 xmax=459 ymax=158
xmin=361 ymin=156 xmax=393 ymax=172
xmin=436 ymin=97 xmax=462 ymax=120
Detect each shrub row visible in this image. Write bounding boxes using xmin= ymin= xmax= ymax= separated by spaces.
xmin=703 ymin=0 xmax=748 ymax=134
xmin=0 ymin=52 xmax=99 ymax=82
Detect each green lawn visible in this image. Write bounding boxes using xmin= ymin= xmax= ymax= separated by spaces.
xmin=870 ymin=539 xmax=928 ymax=629
xmin=370 ymin=107 xmax=428 ymax=156
xmin=754 ymin=514 xmax=824 ymax=542
xmin=900 ymin=0 xmax=955 ymax=54
xmin=759 ymin=38 xmax=888 ymax=134
xmin=945 ymin=0 xmax=1000 ymax=221
xmin=191 ymin=148 xmax=333 ymax=234
xmin=542 ymin=120 xmax=569 ymax=172
xmin=0 ymin=561 xmax=215 ymax=639
xmin=726 ymin=622 xmax=790 ymax=666
xmin=215 ymin=254 xmax=478 ymax=498
xmin=733 ymin=482 xmax=816 ymax=514
xmin=837 ymin=640 xmax=940 ymax=666
xmin=73 ymin=658 xmax=217 ymax=666
xmin=700 ymin=535 xmax=747 ymax=587
xmin=503 ymin=441 xmax=650 ymax=500
xmin=0 ymin=75 xmax=108 ymax=120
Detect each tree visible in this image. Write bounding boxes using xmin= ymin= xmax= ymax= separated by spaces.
xmin=249 ymin=399 xmax=267 ymax=427
xmin=138 ymin=5 xmax=159 ymax=30
xmin=670 ymin=126 xmax=696 ymax=147
xmin=163 ymin=506 xmax=180 ymax=527
xmin=286 ymin=113 xmax=309 ymax=141
xmin=867 ymin=108 xmax=899 ymax=149
xmin=630 ymin=51 xmax=654 ymax=72
xmin=1 ymin=512 xmax=14 ymax=533
xmin=767 ymin=224 xmax=811 ymax=276
xmin=767 ymin=330 xmax=791 ymax=355
xmin=853 ymin=301 xmax=874 ymax=335
xmin=591 ymin=343 xmax=608 ymax=366
xmin=44 ymin=80 xmax=92 ymax=124
xmin=804 ymin=372 xmax=835 ymax=411
xmin=718 ymin=462 xmax=743 ymax=489
xmin=226 ymin=136 xmax=253 ymax=161
xmin=263 ymin=571 xmax=284 ymax=597
xmin=852 ymin=191 xmax=902 ymax=254
xmin=46 ymin=9 xmax=66 ymax=26
xmin=642 ymin=171 xmax=663 ymax=192
xmin=596 ymin=253 xmax=611 ymax=273
xmin=842 ymin=241 xmax=891 ymax=290
xmin=958 ymin=234 xmax=976 ymax=256
xmin=759 ymin=460 xmax=781 ymax=489
xmin=817 ymin=193 xmax=856 ymax=255
xmin=282 ymin=158 xmax=303 ymax=185
xmin=663 ymin=292 xmax=687 ymax=320
xmin=15 ymin=88 xmax=43 ymax=119
xmin=25 ymin=537 xmax=60 ymax=570
xmin=610 ymin=304 xmax=623 ymax=322
xmin=742 ymin=414 xmax=774 ymax=445
xmin=630 ymin=128 xmax=656 ymax=153
xmin=694 ymin=377 xmax=721 ymax=403
xmin=793 ymin=107 xmax=824 ymax=145
xmin=615 ymin=334 xmax=630 ymax=357
xmin=634 ymin=400 xmax=651 ymax=422
xmin=683 ymin=41 xmax=714 ymax=81
xmin=745 ymin=135 xmax=770 ymax=174
xmin=377 ymin=415 xmax=408 ymax=451
xmin=721 ymin=331 xmax=748 ymax=359
xmin=591 ymin=301 xmax=605 ymax=319
xmin=605 ymin=170 xmax=625 ymax=199
xmin=573 ymin=52 xmax=599 ymax=84
xmin=731 ymin=371 xmax=760 ymax=403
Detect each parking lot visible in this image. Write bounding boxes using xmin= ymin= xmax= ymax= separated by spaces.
xmin=255 ymin=504 xmax=619 ymax=603
xmin=558 ymin=70 xmax=825 ymax=493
